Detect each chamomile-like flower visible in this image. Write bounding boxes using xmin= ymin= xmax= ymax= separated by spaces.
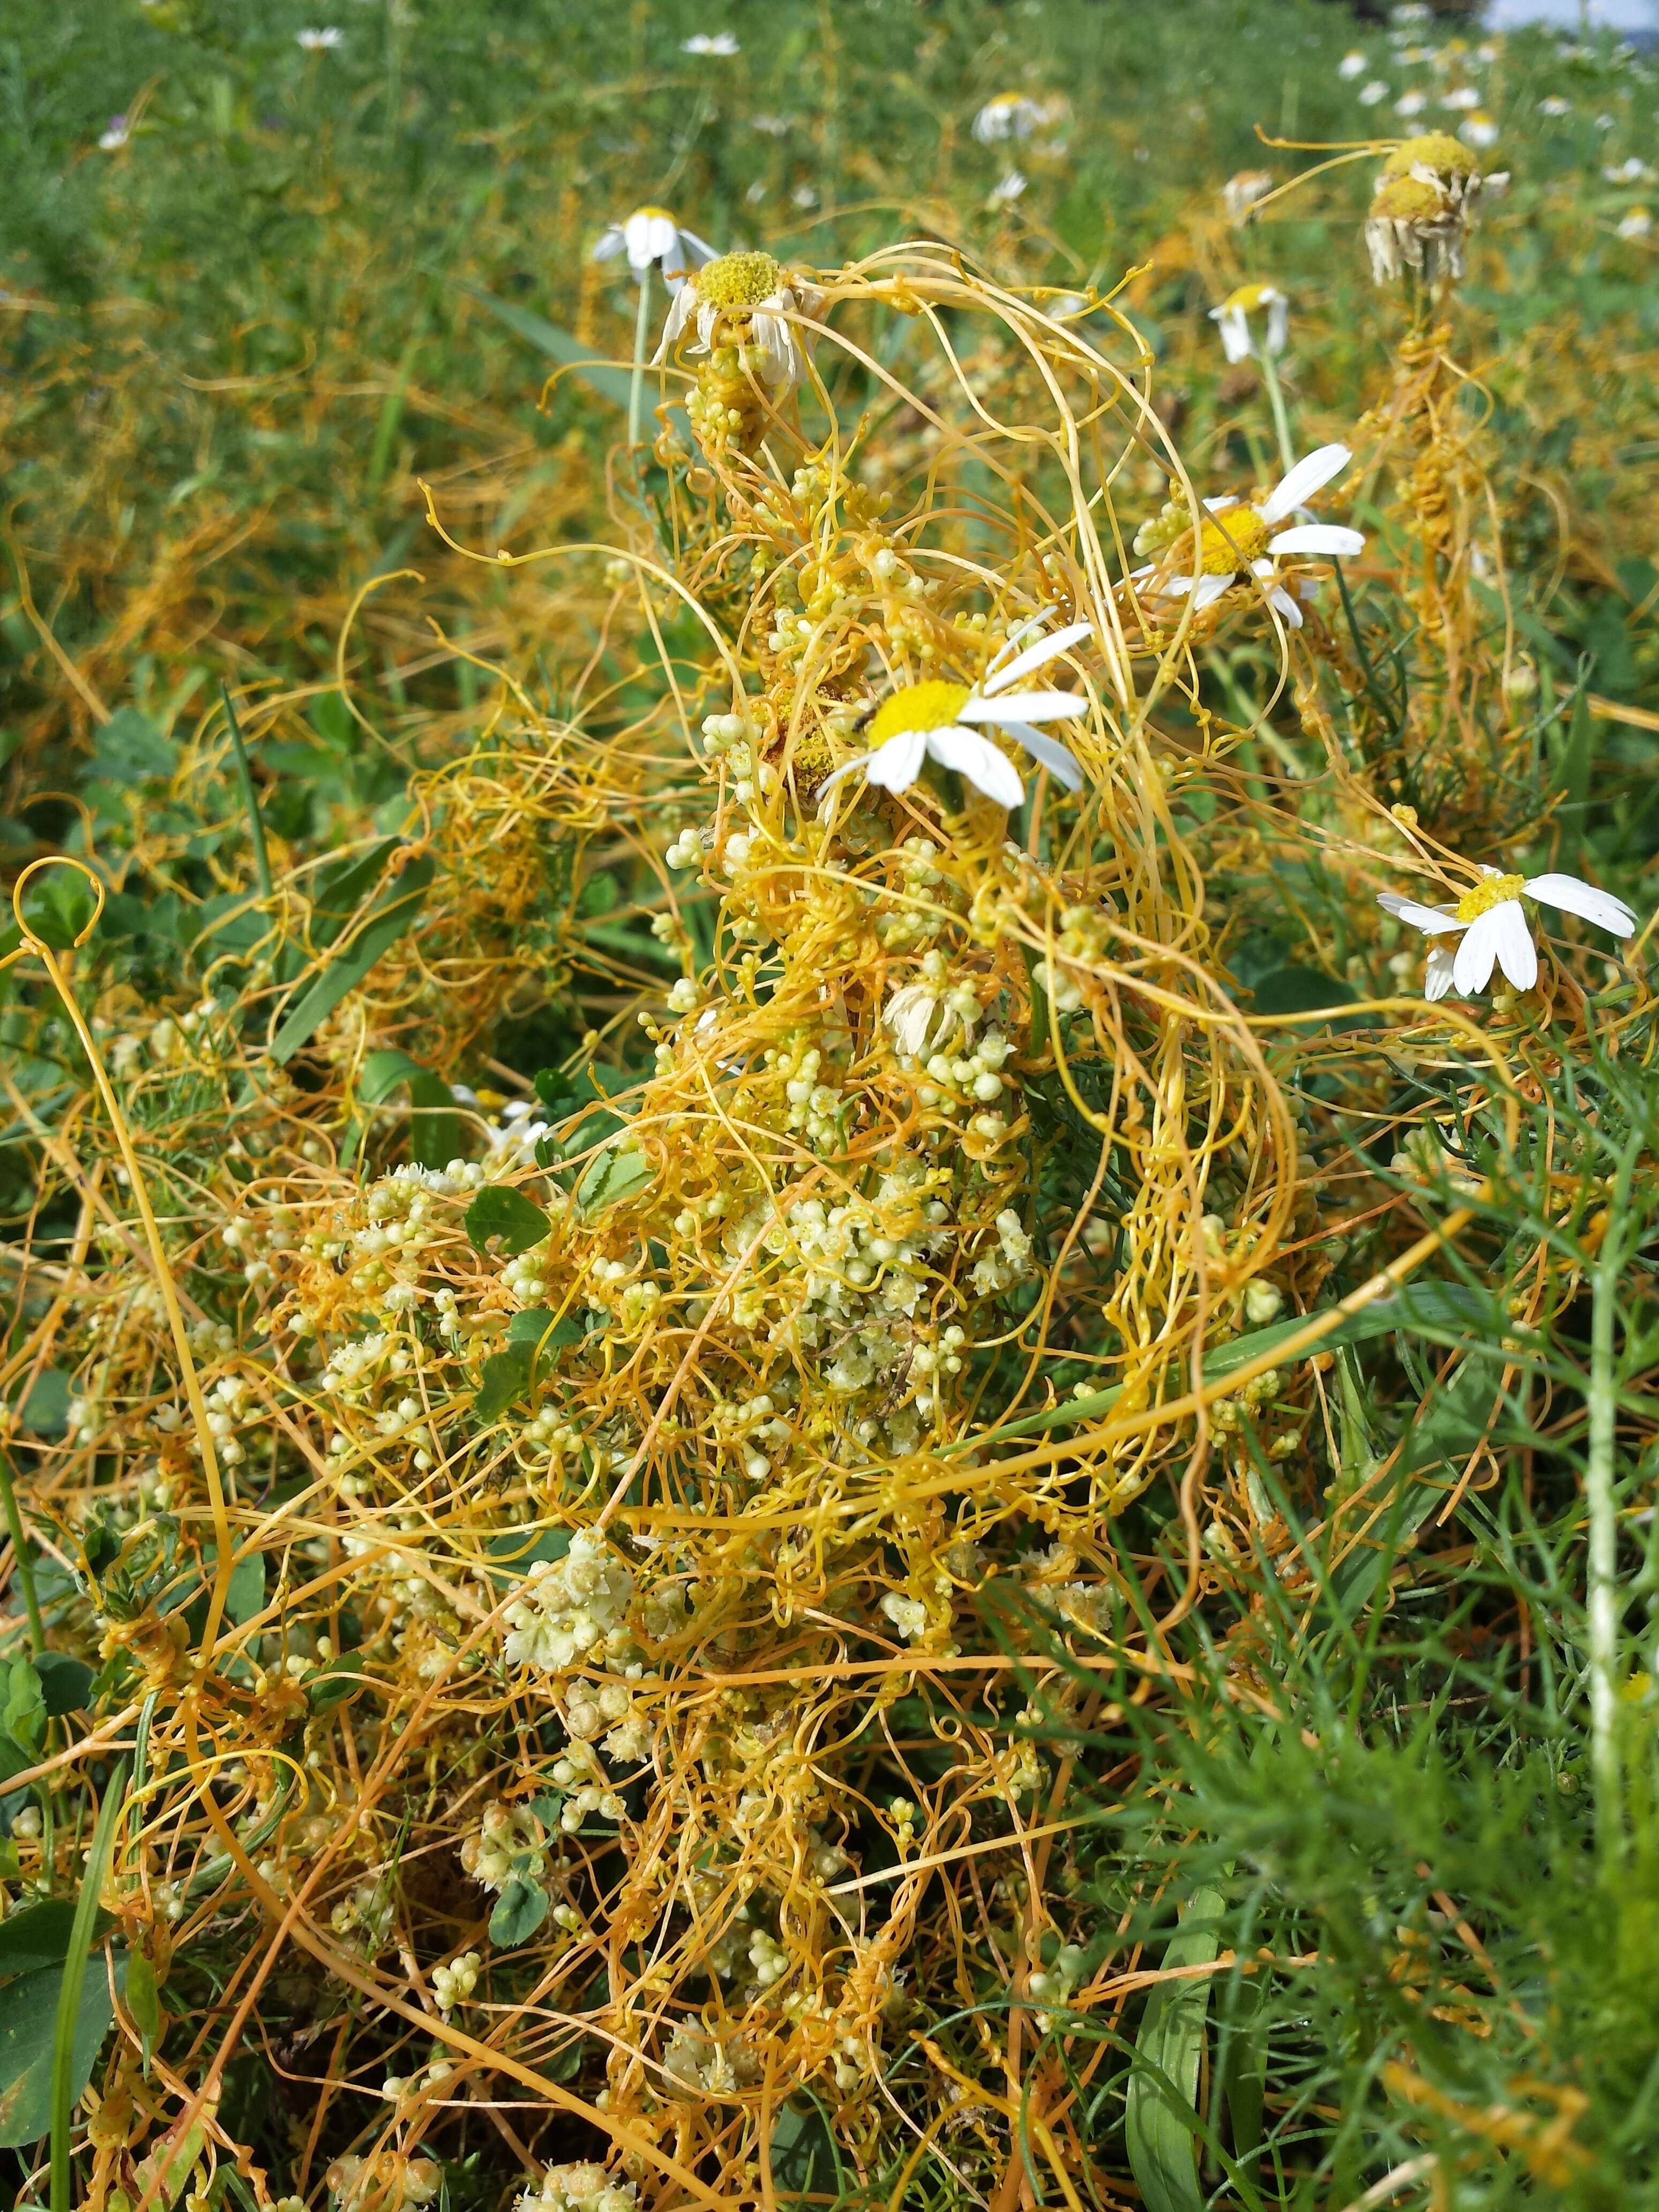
xmin=1339 ymin=51 xmax=1370 ymax=80
xmin=1396 ymin=89 xmax=1428 ymax=117
xmin=1537 ymin=94 xmax=1571 ymax=117
xmin=820 ymin=619 xmax=1093 ymax=811
xmin=98 ymin=115 xmax=130 ymax=151
xmin=1618 ymin=206 xmax=1654 ymax=239
xmin=1379 ymin=865 xmax=1639 ymax=999
xmin=1460 ymin=111 xmax=1499 ymax=150
xmin=989 ymin=170 xmax=1028 ymax=206
xmin=1140 ymin=445 xmax=1364 ymax=630
xmin=973 ymin=92 xmax=1047 ymax=143
xmin=592 ymin=207 xmax=716 ymax=286
xmin=1209 ymin=282 xmax=1288 ymax=365
xmin=1440 ymin=85 xmax=1481 ymax=111
xmin=1359 ymin=81 xmax=1391 ymax=107
xmin=1222 ymin=169 xmax=1274 ymax=224
xmin=654 ymin=251 xmax=823 ymax=388
xmin=682 ymin=32 xmax=739 ymax=55
xmin=297 ymin=26 xmax=343 ymax=49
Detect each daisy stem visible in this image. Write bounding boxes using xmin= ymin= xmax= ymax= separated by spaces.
xmin=1257 ymin=346 xmax=1297 ymax=481
xmin=629 ymin=267 xmax=653 ymax=452
xmin=1587 ymin=1142 xmax=1637 ymax=1859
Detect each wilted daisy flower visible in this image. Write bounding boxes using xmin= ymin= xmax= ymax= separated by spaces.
xmin=1223 ymin=169 xmax=1274 ymax=224
xmin=1379 ymin=865 xmax=1638 ymax=999
xmin=1364 ymin=133 xmax=1489 ymax=284
xmin=820 ymin=618 xmax=1093 ymax=811
xmin=973 ymin=92 xmax=1047 ymax=142
xmin=654 ymin=251 xmax=823 ymax=388
xmin=1139 ymin=446 xmax=1364 ymax=631
xmin=1359 ymin=81 xmax=1391 ymax=107
xmin=592 ymin=207 xmax=716 ymax=285
xmin=1460 ymin=111 xmax=1499 ymax=149
xmin=296 ymin=26 xmax=343 ymax=49
xmin=1209 ymin=281 xmax=1288 ymax=365
xmin=1618 ymin=206 xmax=1654 ymax=238
xmin=1396 ymin=90 xmax=1428 ymax=117
xmin=683 ymin=32 xmax=739 ymax=55
xmin=1339 ymin=50 xmax=1369 ymax=80
xmin=1538 ymin=94 xmax=1571 ymax=117
xmin=98 ymin=115 xmax=130 ymax=151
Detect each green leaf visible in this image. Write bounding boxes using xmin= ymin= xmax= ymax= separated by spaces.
xmin=49 ymin=1758 xmax=128 ymax=2188
xmin=125 ymin=1950 xmax=161 ymax=2068
xmin=130 ymin=2107 xmax=206 ymax=2209
xmin=310 ymin=838 xmax=398 ymax=941
xmin=465 ymin=1185 xmax=550 ymax=1256
xmin=1126 ymin=1886 xmax=1225 ymax=2212
xmin=3 ymin=1664 xmax=43 ymax=1757
xmin=360 ymin=1051 xmax=459 ymax=1171
xmin=0 ymin=1952 xmax=126 ymax=2147
xmin=769 ymin=2097 xmax=843 ymax=2199
xmin=13 ymin=1371 xmax=70 ymax=1438
xmin=305 ymin=1653 xmax=367 ymax=1715
xmin=1250 ymin=965 xmax=1361 ymax=1020
xmin=474 ymin=1346 xmax=534 ymax=1425
xmin=270 ymin=855 xmax=434 ymax=1064
xmin=485 ymin=1527 xmax=571 ymax=1579
xmin=508 ymin=1307 xmax=585 ymax=1352
xmin=226 ymin=1552 xmax=265 ymax=1626
xmin=33 ymin=1655 xmax=93 ymax=1717
xmin=0 ymin=1900 xmax=80 ymax=1979
xmin=454 ymin=279 xmax=638 ymax=410
xmin=576 ymin=1144 xmax=655 ymax=1219
xmin=88 ymin=708 xmax=171 ymax=788
xmin=489 ymin=1874 xmax=550 ymax=1948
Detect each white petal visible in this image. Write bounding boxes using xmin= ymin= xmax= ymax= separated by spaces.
xmin=925 ymin=726 xmax=1026 ymax=809
xmin=1378 ymin=892 xmax=1463 ymax=935
xmin=625 ymin=211 xmax=679 ymax=267
xmin=651 ymin=287 xmax=694 ymax=362
xmin=1260 ymin=443 xmax=1353 ymax=526
xmin=677 ymin=228 xmax=720 ymax=267
xmin=1000 ymin=721 xmax=1084 ymax=790
xmin=1492 ymin=902 xmax=1538 ymax=991
xmin=1267 ymin=585 xmax=1304 ymax=629
xmin=1267 ymin=524 xmax=1366 ymax=558
xmin=1523 ymin=873 xmax=1639 ymax=938
xmin=1452 ymin=908 xmax=1507 ymax=995
xmin=1424 ymin=945 xmax=1458 ymax=1001
xmin=981 ymin=620 xmax=1094 ymax=696
xmin=592 ymin=227 xmax=626 ymax=262
xmin=862 ymin=728 xmax=931 ymax=793
xmin=1186 ymin=573 xmax=1233 ymax=610
xmin=1204 ymin=496 xmax=1238 ymax=513
xmin=961 ymin=688 xmax=1088 ymax=726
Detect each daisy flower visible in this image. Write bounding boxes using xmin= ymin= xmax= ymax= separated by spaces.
xmin=654 ymin=251 xmax=823 ymax=389
xmin=1537 ymin=94 xmax=1572 ymax=117
xmin=988 ymin=170 xmax=1027 ymax=205
xmin=1143 ymin=446 xmax=1364 ymax=631
xmin=98 ymin=115 xmax=130 ymax=151
xmin=1359 ymin=81 xmax=1391 ymax=107
xmin=1364 ymin=134 xmax=1489 ymax=285
xmin=592 ymin=207 xmax=716 ymax=286
xmin=1396 ymin=90 xmax=1428 ymax=117
xmin=1440 ymin=85 xmax=1481 ymax=111
xmin=1209 ymin=281 xmax=1288 ymax=365
xmin=1605 ymin=156 xmax=1655 ymax=183
xmin=1618 ymin=206 xmax=1654 ymax=238
xmin=972 ymin=92 xmax=1047 ymax=143
xmin=819 ymin=619 xmax=1094 ymax=811
xmin=683 ymin=32 xmax=739 ymax=55
xmin=1379 ymin=865 xmax=1639 ymax=1000
xmin=296 ymin=26 xmax=343 ymax=49
xmin=1460 ymin=112 xmax=1499 ymax=150
xmin=1339 ymin=50 xmax=1369 ymax=80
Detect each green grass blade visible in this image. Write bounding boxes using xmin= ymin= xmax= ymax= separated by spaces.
xmin=270 ymin=857 xmax=434 ymax=1064
xmin=50 ymin=1757 xmax=127 ymax=2211
xmin=1126 ymin=1884 xmax=1226 ymax=2212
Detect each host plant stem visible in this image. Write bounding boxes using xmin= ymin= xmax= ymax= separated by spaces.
xmin=1588 ymin=1137 xmax=1639 ymax=1856
xmin=1257 ymin=343 xmax=1297 ymax=481
xmin=629 ymin=268 xmax=654 ymax=451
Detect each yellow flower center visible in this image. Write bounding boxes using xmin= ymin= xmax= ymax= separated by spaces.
xmin=1383 ymin=132 xmax=1477 ymax=182
xmin=869 ymin=681 xmax=972 ymax=743
xmin=1453 ymin=872 xmax=1525 ymax=922
xmin=1372 ymin=175 xmax=1450 ymax=222
xmin=696 ymin=251 xmax=784 ymax=310
xmin=1223 ymin=281 xmax=1282 ymax=314
xmin=1197 ymin=507 xmax=1272 ymax=576
xmin=632 ymin=203 xmax=674 ymax=221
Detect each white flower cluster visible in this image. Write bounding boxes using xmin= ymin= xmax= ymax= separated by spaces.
xmin=917 ymin=1027 xmax=1015 ymax=1148
xmin=970 ymin=1208 xmax=1035 ymax=1297
xmin=547 ymin=1737 xmax=628 ymax=1830
xmin=876 ymin=838 xmax=950 ymax=951
xmin=775 ymin=1039 xmax=846 ymax=1153
xmin=1032 ymin=901 xmax=1112 ymax=1012
xmin=460 ymin=1802 xmax=546 ymax=1894
xmin=515 ymin=2165 xmax=637 ymax=2212
xmin=502 ymin=1534 xmax=638 ymax=1675
xmin=663 ymin=2025 xmax=761 ymax=2096
xmin=431 ymin=1950 xmax=481 ymax=2014
xmin=325 ymin=2157 xmax=439 ymax=2211
xmin=563 ymin=1677 xmax=652 ymax=1766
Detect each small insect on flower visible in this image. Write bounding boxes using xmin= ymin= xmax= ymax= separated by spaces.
xmin=592 ymin=207 xmax=716 ymax=286
xmin=1209 ymin=282 xmax=1288 ymax=365
xmin=819 ymin=617 xmax=1094 ymax=811
xmin=1136 ymin=445 xmax=1365 ymax=630
xmin=1222 ymin=169 xmax=1274 ymax=225
xmin=654 ymin=250 xmax=823 ymax=388
xmin=1379 ymin=866 xmax=1639 ymax=1000
xmin=682 ymin=32 xmax=739 ymax=55
xmin=973 ymin=92 xmax=1048 ymax=143
xmin=296 ymin=26 xmax=343 ymax=49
